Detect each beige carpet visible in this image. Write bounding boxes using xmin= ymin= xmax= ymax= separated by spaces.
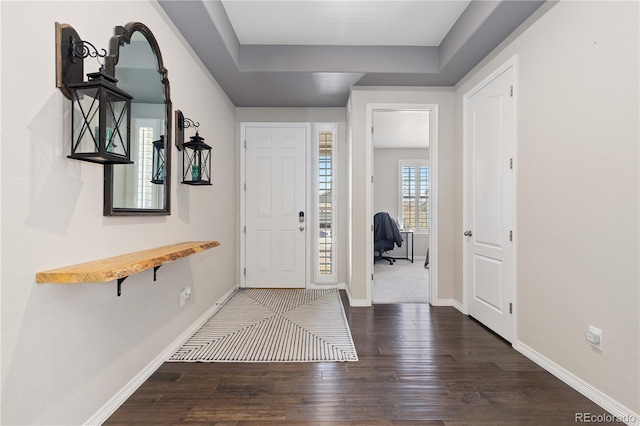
xmin=373 ymin=259 xmax=429 ymax=303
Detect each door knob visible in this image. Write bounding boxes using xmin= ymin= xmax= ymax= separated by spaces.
xmin=463 ymin=230 xmax=473 ymax=237
xmin=299 ymin=226 xmax=305 ymax=231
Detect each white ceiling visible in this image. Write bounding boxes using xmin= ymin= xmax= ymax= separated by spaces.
xmin=221 ymin=0 xmax=470 ymax=46
xmin=158 ymin=0 xmax=547 ymax=107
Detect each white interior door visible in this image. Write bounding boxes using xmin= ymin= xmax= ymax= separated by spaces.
xmin=245 ymin=125 xmax=307 ymax=288
xmin=465 ymin=64 xmax=515 ymax=342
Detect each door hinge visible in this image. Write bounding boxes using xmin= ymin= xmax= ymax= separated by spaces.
xmin=371 ymin=176 xmax=374 ymax=183
xmin=509 ymin=302 xmax=513 ymax=314
xmin=510 ymin=86 xmax=513 ymax=97
xmin=509 ymin=230 xmax=513 ymax=241
xmin=371 ymin=126 xmax=374 ymax=134
xmin=244 ymin=182 xmax=246 ymax=191
xmin=371 ymin=224 xmax=374 ymax=232
xmin=244 ymin=225 xmax=246 ymax=234
xmin=510 ymin=158 xmax=513 ymax=169
xmin=243 ymin=268 xmax=246 ymax=277
xmin=244 ymin=140 xmax=247 ymax=148
xmin=372 ymin=274 xmax=374 ymax=281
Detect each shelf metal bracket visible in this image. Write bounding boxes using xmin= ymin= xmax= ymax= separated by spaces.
xmin=117 ymin=276 xmax=128 ymax=296
xmin=153 ymin=265 xmax=162 ymax=281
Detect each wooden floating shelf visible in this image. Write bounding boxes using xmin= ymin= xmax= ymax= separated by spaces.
xmin=36 ymin=241 xmax=220 ymax=296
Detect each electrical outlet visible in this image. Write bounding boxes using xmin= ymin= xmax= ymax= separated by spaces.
xmin=585 ymin=326 xmax=602 ymax=350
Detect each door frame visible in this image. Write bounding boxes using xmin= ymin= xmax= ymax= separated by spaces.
xmin=365 ymin=103 xmax=439 ymax=305
xmin=240 ymin=122 xmax=312 ymax=289
xmin=462 ymin=55 xmax=518 ymax=343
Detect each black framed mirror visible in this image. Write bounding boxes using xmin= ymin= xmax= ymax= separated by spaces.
xmin=103 ymin=22 xmax=171 ymax=216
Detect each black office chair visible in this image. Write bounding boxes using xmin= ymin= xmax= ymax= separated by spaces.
xmin=374 ymin=212 xmax=403 ymax=265
xmin=375 ymin=238 xmax=396 ymax=265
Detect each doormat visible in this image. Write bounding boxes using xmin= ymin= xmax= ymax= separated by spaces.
xmin=168 ymin=288 xmax=358 ymax=362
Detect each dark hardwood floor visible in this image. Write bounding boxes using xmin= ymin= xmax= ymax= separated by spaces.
xmin=106 ymin=291 xmax=619 ymax=425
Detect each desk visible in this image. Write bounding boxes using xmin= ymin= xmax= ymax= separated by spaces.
xmin=398 ymin=231 xmax=414 ymax=263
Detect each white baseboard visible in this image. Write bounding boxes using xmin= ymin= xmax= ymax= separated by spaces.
xmin=432 ymin=298 xmax=464 ymax=313
xmin=308 ymin=282 xmax=346 ymax=290
xmin=85 ymin=285 xmax=238 ymax=426
xmin=514 ymin=341 xmax=639 ymax=426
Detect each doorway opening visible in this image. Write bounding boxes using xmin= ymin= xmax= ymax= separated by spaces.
xmin=367 ymin=105 xmax=439 ymax=304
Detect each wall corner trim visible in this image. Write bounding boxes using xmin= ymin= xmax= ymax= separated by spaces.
xmin=344 ymin=287 xmax=370 ymax=307
xmin=84 ymin=284 xmax=239 ymax=425
xmin=514 ymin=341 xmax=639 ymax=426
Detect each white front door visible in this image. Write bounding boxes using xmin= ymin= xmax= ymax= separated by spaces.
xmin=465 ymin=63 xmax=515 ymax=342
xmin=244 ymin=125 xmax=307 ymax=288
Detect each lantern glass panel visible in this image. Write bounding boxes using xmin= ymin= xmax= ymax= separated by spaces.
xmin=201 ymin=150 xmax=211 ymax=182
xmin=152 ymin=138 xmax=165 ymax=184
xmin=104 ymin=93 xmax=129 ymax=157
xmin=72 ymin=87 xmax=100 ymax=155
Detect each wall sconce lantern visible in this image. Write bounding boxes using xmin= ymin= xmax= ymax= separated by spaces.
xmin=151 ymin=135 xmax=165 ymax=184
xmin=177 ymin=111 xmax=212 ymax=186
xmin=56 ymin=23 xmax=133 ymax=165
xmin=182 ymin=127 xmax=212 ymax=186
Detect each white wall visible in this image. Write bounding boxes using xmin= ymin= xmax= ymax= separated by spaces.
xmin=454 ymin=0 xmax=639 ymax=416
xmin=0 ymin=1 xmax=237 ymax=424
xmin=348 ymin=87 xmax=455 ymax=303
xmin=236 ymin=108 xmax=348 ymax=285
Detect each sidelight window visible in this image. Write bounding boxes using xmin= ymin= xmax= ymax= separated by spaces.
xmin=315 ymin=123 xmax=337 ymax=283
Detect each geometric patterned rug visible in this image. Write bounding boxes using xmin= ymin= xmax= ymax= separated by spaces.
xmin=168 ymin=288 xmax=358 ymax=362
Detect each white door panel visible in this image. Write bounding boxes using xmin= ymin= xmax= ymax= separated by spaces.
xmin=473 ymin=97 xmax=504 ymax=248
xmin=473 ymin=254 xmax=503 ymax=312
xmin=245 ymin=125 xmax=306 ymax=288
xmin=465 ymin=64 xmax=514 ymax=342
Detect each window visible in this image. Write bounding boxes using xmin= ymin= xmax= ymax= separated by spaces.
xmin=315 ymin=123 xmax=337 ymax=283
xmin=399 ymin=160 xmax=430 ymax=233
xmin=136 ymin=126 xmax=154 ymax=208
xmin=134 ymin=118 xmax=163 ymax=209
